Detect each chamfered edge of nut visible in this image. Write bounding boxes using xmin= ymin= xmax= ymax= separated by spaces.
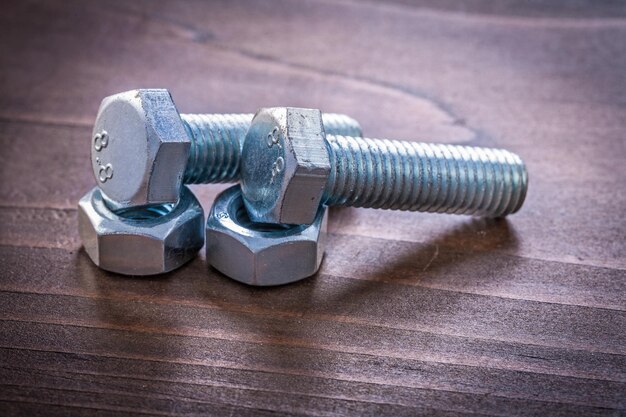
xmin=206 ymin=185 xmax=328 ymax=286
xmin=78 ymin=186 xmax=204 ymax=276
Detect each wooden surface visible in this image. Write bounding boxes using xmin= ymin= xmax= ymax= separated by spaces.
xmin=0 ymin=1 xmax=625 ymax=415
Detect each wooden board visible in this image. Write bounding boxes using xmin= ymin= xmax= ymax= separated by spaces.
xmin=0 ymin=0 xmax=624 ymax=415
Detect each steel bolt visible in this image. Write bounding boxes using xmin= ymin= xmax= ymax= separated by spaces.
xmin=241 ymin=107 xmax=528 ymax=225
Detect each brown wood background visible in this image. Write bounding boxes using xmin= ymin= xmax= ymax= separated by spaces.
xmin=0 ymin=1 xmax=625 ymax=415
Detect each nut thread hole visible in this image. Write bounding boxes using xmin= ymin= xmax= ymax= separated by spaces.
xmin=113 ymin=204 xmax=174 ymax=220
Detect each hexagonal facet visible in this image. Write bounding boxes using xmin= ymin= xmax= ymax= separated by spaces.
xmin=241 ymin=107 xmax=331 ymax=225
xmin=78 ymin=186 xmax=204 ymax=275
xmin=91 ymin=89 xmax=191 ymax=210
xmin=206 ymin=185 xmax=327 ymax=286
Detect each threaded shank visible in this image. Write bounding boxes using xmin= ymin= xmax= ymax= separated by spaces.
xmin=182 ymin=113 xmax=250 ymax=184
xmin=324 ymin=135 xmax=528 ymax=217
xmin=321 ymin=113 xmax=362 ymax=138
xmin=182 ymin=113 xmax=363 ymax=184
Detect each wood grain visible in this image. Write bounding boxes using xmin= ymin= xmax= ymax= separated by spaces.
xmin=0 ymin=0 xmax=624 ymax=415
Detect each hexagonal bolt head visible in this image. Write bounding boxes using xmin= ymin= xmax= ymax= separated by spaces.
xmin=78 ymin=186 xmax=204 ymax=275
xmin=91 ymin=89 xmax=190 ymax=210
xmin=241 ymin=107 xmax=330 ymax=225
xmin=206 ymin=185 xmax=327 ymax=286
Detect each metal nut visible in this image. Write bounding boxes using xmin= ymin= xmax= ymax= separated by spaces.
xmin=91 ymin=89 xmax=190 ymax=210
xmin=78 ymin=186 xmax=204 ymax=275
xmin=206 ymin=185 xmax=327 ymax=286
xmin=241 ymin=107 xmax=331 ymax=225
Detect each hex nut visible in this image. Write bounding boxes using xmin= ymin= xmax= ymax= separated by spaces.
xmin=78 ymin=186 xmax=204 ymax=276
xmin=206 ymin=185 xmax=328 ymax=286
xmin=91 ymin=89 xmax=190 ymax=210
xmin=241 ymin=107 xmax=331 ymax=225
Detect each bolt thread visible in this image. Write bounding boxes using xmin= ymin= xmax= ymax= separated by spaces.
xmin=324 ymin=135 xmax=528 ymax=217
xmin=182 ymin=113 xmax=249 ymax=184
xmin=319 ymin=113 xmax=363 ymax=138
xmin=182 ymin=113 xmax=363 ymax=184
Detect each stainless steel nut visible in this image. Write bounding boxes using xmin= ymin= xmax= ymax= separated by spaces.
xmin=206 ymin=185 xmax=328 ymax=286
xmin=78 ymin=186 xmax=204 ymax=275
xmin=91 ymin=89 xmax=190 ymax=210
xmin=241 ymin=107 xmax=331 ymax=225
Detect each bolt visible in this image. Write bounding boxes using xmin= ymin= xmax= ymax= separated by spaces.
xmin=241 ymin=107 xmax=528 ymax=225
xmin=92 ymin=90 xmax=362 ymax=210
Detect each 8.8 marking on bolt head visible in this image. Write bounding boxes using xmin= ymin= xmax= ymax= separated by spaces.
xmin=267 ymin=126 xmax=284 ymax=182
xmin=93 ymin=130 xmax=114 ymax=183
